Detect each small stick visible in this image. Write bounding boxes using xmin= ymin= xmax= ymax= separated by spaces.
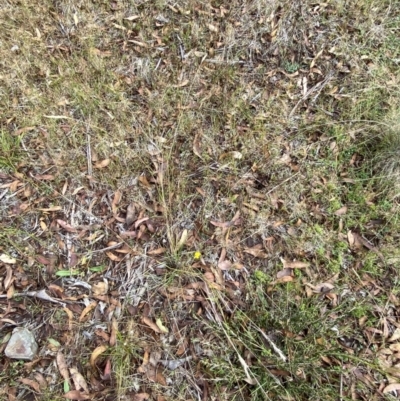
xmin=253 ymin=325 xmax=287 ymax=362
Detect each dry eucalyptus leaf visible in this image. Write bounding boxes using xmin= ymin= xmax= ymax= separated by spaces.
xmin=334 ymin=205 xmax=347 ymax=216
xmin=218 ymin=260 xmax=232 ymax=270
xmin=90 ymin=345 xmax=108 ymax=368
xmin=4 ymin=265 xmax=13 ymax=289
xmin=389 ymin=328 xmax=400 ymax=342
xmin=94 ymin=159 xmax=110 ymax=169
xmin=70 ymin=367 xmax=89 ymax=393
xmin=156 ymin=318 xmax=169 ymax=334
xmin=126 ymin=203 xmax=136 ymax=226
xmin=383 ymin=383 xmax=400 ymax=394
xmin=142 ymin=317 xmax=162 ymax=333
xmin=19 ymin=378 xmax=41 ymax=393
xmin=283 ymin=260 xmax=309 ymax=269
xmin=92 ymin=280 xmax=108 ymax=296
xmin=110 ymin=318 xmax=118 ymax=346
xmin=56 ymin=351 xmax=70 ymax=384
xmin=64 ymin=390 xmax=91 ymax=400
xmin=0 ymin=254 xmax=16 ymax=264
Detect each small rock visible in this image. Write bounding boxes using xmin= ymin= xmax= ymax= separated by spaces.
xmin=4 ymin=327 xmax=38 ymax=360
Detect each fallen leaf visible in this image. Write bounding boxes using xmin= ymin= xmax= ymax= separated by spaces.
xmin=193 ymin=134 xmax=202 ymax=158
xmin=244 ymin=245 xmax=267 ymax=258
xmin=156 ymin=318 xmax=169 ymax=333
xmin=142 ymin=317 xmax=162 ymax=333
xmin=90 ymin=345 xmax=108 ymax=368
xmin=283 ymin=260 xmax=309 ymax=269
xmin=383 ymin=383 xmax=400 ymax=394
xmin=218 ymin=260 xmax=232 ymax=270
xmin=334 ymin=206 xmax=347 ymax=216
xmin=34 ymin=174 xmax=55 ymax=180
xmin=19 ymin=378 xmax=40 ymax=393
xmin=57 ymin=351 xmax=70 ymax=384
xmin=64 ymin=390 xmax=91 ymax=400
xmin=79 ymin=302 xmax=97 ymax=322
xmin=389 ymin=328 xmax=400 ymax=342
xmin=57 ymin=220 xmax=77 ymax=233
xmin=102 ymin=358 xmax=112 ymax=380
xmin=106 ymin=252 xmax=123 ymax=262
xmin=4 ymin=265 xmax=13 ymax=289
xmin=276 ymin=268 xmax=293 ymax=279
xmin=133 ymin=394 xmax=150 ymax=401
xmin=124 ymin=15 xmax=140 ymax=21
xmin=307 ymin=282 xmax=335 ymax=293
xmin=92 ymin=281 xmax=108 ymax=296
xmin=147 ymin=247 xmax=166 ymax=255
xmin=110 ymin=318 xmax=118 ymax=346
xmin=176 ymin=229 xmax=188 ymax=250
xmin=70 ymin=367 xmax=89 ymax=393
xmin=112 ymin=190 xmax=122 ymax=214
xmin=38 ymin=206 xmax=63 ymax=212
xmin=0 ymin=254 xmax=16 ymax=264
xmin=94 ymin=159 xmax=110 ymax=169
xmin=126 ymin=203 xmax=136 ymax=226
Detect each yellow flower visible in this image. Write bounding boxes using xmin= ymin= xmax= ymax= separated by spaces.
xmin=194 ymin=251 xmax=202 ymax=260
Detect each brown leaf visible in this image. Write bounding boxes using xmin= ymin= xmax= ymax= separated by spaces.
xmin=218 ymin=260 xmax=232 ymax=270
xmin=106 ymin=252 xmax=123 ymax=262
xmin=383 ymin=383 xmax=400 ymax=394
xmin=33 ymin=372 xmax=47 ymax=390
xmin=34 ymin=174 xmax=55 ymax=180
xmin=90 ymin=345 xmax=108 ymax=369
xmin=70 ymin=367 xmax=89 ymax=393
xmin=276 ymin=268 xmax=294 ymax=279
xmin=244 ymin=245 xmax=267 ymax=258
xmin=38 ymin=206 xmax=63 ymax=212
xmin=79 ymin=302 xmax=97 ymax=322
xmin=109 ymin=318 xmax=118 ymax=346
xmin=334 ymin=205 xmax=347 ymax=216
xmin=94 ymin=159 xmax=110 ymax=169
xmin=283 ymin=260 xmax=309 ymax=269
xmin=193 ymin=134 xmax=202 ymax=158
xmin=4 ymin=265 xmax=13 ymax=290
xmin=133 ymin=394 xmax=150 ymax=401
xmin=147 ymin=247 xmax=166 ymax=255
xmin=142 ymin=317 xmax=162 ymax=333
xmin=307 ymin=282 xmax=335 ymax=293
xmin=56 ymin=351 xmax=70 ymax=383
xmin=13 ymin=126 xmax=35 ymax=136
xmin=19 ymin=378 xmax=41 ymax=393
xmin=126 ymin=203 xmax=136 ymax=226
xmin=92 ymin=281 xmax=108 ymax=296
xmin=347 ymin=230 xmax=355 ymax=247
xmin=57 ymin=220 xmax=77 ymax=233
xmin=102 ymin=358 xmax=112 ymax=381
xmin=112 ymin=190 xmax=122 ymax=215
xmin=64 ymin=390 xmax=91 ymax=400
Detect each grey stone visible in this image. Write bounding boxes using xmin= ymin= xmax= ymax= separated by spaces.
xmin=4 ymin=327 xmax=38 ymax=360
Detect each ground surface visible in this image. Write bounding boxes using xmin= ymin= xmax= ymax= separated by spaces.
xmin=1 ymin=0 xmax=400 ymax=400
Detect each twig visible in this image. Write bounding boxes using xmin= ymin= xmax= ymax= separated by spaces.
xmin=88 ymin=242 xmax=123 ymax=254
xmin=253 ymin=325 xmax=287 ymax=362
xmin=86 ymin=130 xmax=92 ymax=177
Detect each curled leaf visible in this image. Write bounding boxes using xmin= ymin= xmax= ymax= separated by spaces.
xmin=90 ymin=345 xmax=108 ymax=368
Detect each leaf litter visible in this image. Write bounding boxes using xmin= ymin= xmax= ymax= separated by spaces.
xmin=0 ymin=0 xmax=399 ymax=400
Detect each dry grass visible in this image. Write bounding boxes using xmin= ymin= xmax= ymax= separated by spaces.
xmin=1 ymin=0 xmax=400 ymax=400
